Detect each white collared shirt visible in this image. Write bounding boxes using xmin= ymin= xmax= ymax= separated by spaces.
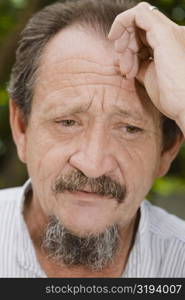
xmin=0 ymin=180 xmax=185 ymax=278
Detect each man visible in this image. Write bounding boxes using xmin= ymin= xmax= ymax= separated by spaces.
xmin=0 ymin=0 xmax=185 ymax=277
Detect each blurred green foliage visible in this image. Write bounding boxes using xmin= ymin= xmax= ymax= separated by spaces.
xmin=0 ymin=0 xmax=185 ymax=198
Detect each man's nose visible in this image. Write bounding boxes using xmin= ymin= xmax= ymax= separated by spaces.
xmin=69 ymin=128 xmax=118 ymax=178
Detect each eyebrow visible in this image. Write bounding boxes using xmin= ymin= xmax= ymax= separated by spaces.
xmin=46 ymin=97 xmax=145 ymax=121
xmin=47 ymin=102 xmax=91 ymax=117
xmin=48 ymin=102 xmax=144 ymax=122
xmin=112 ymin=107 xmax=143 ymax=122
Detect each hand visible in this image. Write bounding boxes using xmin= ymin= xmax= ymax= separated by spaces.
xmin=108 ymin=2 xmax=185 ymax=132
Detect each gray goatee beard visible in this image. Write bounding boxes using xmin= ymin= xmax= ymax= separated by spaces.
xmin=42 ymin=216 xmax=120 ymax=271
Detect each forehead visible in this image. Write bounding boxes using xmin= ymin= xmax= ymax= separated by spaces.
xmin=34 ymin=26 xmax=159 ymax=123
xmin=37 ymin=26 xmax=136 ymax=92
xmin=40 ymin=25 xmax=117 ymax=73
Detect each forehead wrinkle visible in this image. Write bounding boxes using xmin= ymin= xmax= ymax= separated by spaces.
xmin=55 ymin=71 xmax=121 ymax=77
xmin=111 ymin=76 xmax=151 ymax=123
xmin=39 ymin=56 xmax=118 ymax=80
xmin=84 ymin=64 xmax=92 ymax=108
xmin=36 ymin=71 xmax=133 ymax=93
xmin=39 ymin=54 xmax=136 ymax=92
xmin=47 ymin=74 xmax=136 ymax=91
xmin=66 ymin=70 xmax=81 ymax=101
xmin=85 ymin=78 xmax=99 ymax=113
xmin=102 ymin=86 xmax=106 ymax=112
xmin=114 ymin=76 xmax=126 ymax=108
xmin=42 ymin=56 xmax=117 ymax=71
xmin=44 ymin=100 xmax=95 ymax=117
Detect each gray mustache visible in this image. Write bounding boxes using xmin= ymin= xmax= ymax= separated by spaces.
xmin=53 ymin=170 xmax=126 ymax=203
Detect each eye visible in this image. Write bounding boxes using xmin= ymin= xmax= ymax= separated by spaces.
xmin=115 ymin=124 xmax=144 ymax=140
xmin=60 ymin=120 xmax=77 ymax=127
xmin=125 ymin=125 xmax=143 ymax=134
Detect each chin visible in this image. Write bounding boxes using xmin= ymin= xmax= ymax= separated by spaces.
xmin=55 ymin=207 xmax=117 ymax=237
xmin=59 ymin=217 xmax=114 ymax=238
xmin=42 ymin=214 xmax=120 ymax=270
xmin=67 ymin=222 xmax=110 ymax=238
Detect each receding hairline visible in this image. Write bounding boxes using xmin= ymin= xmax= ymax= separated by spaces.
xmin=39 ymin=22 xmax=115 ymax=64
xmin=8 ymin=0 xmax=138 ymax=121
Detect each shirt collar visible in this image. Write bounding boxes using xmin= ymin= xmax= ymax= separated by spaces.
xmin=16 ymin=179 xmax=46 ymax=277
xmin=123 ymin=200 xmax=152 ymax=277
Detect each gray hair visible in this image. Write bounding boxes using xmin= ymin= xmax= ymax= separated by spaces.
xmin=42 ymin=216 xmax=120 ymax=270
xmin=8 ymin=0 xmax=136 ymax=120
xmin=8 ymin=0 xmax=182 ymax=149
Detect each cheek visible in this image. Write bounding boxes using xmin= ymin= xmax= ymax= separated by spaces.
xmin=115 ymin=139 xmax=161 ymax=226
xmin=117 ymin=137 xmax=161 ymax=198
xmin=25 ymin=129 xmax=76 ymax=214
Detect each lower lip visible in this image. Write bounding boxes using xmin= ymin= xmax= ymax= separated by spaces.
xmin=69 ymin=192 xmax=109 ymax=208
xmin=64 ymin=190 xmax=111 ymax=204
xmin=62 ymin=191 xmax=117 ymax=208
xmin=70 ymin=191 xmax=102 ymax=199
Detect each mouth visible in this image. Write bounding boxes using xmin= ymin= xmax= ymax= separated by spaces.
xmin=64 ymin=189 xmax=110 ymax=204
xmin=59 ymin=188 xmax=123 ymax=207
xmin=71 ymin=190 xmax=102 ymax=197
xmin=76 ymin=189 xmax=96 ymax=194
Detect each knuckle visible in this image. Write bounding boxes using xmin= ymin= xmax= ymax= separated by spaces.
xmin=115 ymin=13 xmax=124 ymax=21
xmin=137 ymin=2 xmax=149 ymax=9
xmin=114 ymin=13 xmax=125 ymax=25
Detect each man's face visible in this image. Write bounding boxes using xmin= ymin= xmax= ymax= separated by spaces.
xmin=20 ymin=26 xmax=163 ymax=236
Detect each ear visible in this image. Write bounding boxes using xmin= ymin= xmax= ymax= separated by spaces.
xmin=9 ymin=99 xmax=27 ymax=163
xmin=157 ymin=134 xmax=184 ymax=177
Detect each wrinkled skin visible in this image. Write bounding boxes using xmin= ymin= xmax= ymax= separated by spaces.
xmin=10 ymin=7 xmax=184 ymax=275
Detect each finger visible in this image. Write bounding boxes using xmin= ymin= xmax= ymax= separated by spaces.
xmin=136 ymin=60 xmax=159 ymax=103
xmin=126 ymin=53 xmax=139 ymax=79
xmin=136 ymin=60 xmax=151 ymax=86
xmin=108 ymin=9 xmax=135 ymax=41
xmin=115 ymin=29 xmax=140 ymax=54
xmin=115 ymin=29 xmax=130 ymax=53
xmin=117 ymin=49 xmax=134 ymax=75
xmin=127 ymin=31 xmax=141 ymax=53
xmin=108 ymin=2 xmax=176 ymax=45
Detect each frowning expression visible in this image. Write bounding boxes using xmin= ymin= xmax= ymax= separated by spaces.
xmin=22 ymin=26 xmax=163 ymax=236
